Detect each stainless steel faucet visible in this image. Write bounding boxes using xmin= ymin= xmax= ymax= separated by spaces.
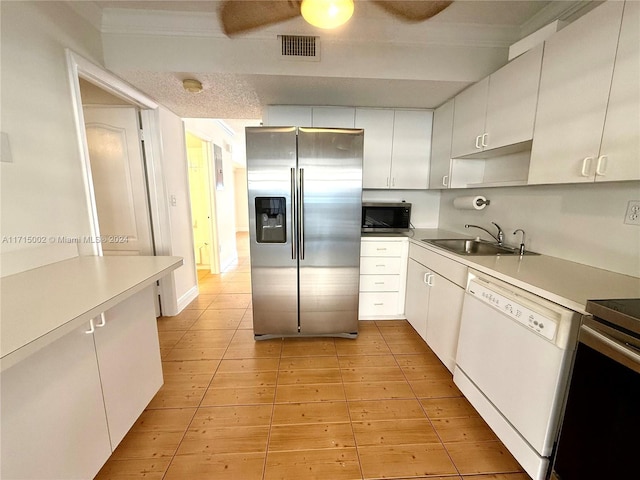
xmin=465 ymin=222 xmax=504 ymax=246
xmin=513 ymin=229 xmax=526 ymax=255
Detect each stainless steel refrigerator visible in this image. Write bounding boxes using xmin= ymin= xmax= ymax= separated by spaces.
xmin=246 ymin=126 xmax=363 ymax=339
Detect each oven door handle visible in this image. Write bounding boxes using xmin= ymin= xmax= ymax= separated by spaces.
xmin=580 ymin=324 xmax=640 ymax=374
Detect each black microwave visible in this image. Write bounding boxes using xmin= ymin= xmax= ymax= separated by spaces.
xmin=361 ymin=202 xmax=412 ymax=233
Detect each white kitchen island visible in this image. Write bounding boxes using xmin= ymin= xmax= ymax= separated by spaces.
xmin=0 ymin=255 xmax=182 ymax=480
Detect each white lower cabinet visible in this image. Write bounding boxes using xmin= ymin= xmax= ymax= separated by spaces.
xmin=405 ymin=258 xmax=430 ymax=339
xmin=405 ymin=243 xmax=467 ymax=372
xmin=1 ymin=323 xmax=111 ymax=480
xmin=94 ymin=286 xmax=163 ymax=447
xmin=0 ymin=286 xmax=162 ymax=479
xmin=359 ymin=237 xmax=408 ymax=319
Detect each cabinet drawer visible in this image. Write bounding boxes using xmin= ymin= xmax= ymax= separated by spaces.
xmin=359 ymin=275 xmax=400 ymax=292
xmin=409 ymin=242 xmax=468 ymax=288
xmin=359 ymin=292 xmax=400 ymax=316
xmin=360 ymin=257 xmax=403 ymax=274
xmin=361 ymin=241 xmax=405 ymax=257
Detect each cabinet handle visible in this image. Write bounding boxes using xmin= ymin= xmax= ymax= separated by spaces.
xmin=374 ymin=303 xmax=384 ymax=306
xmin=481 ymin=133 xmax=488 ymax=147
xmin=581 ymin=157 xmax=594 ymax=177
xmin=386 ymin=177 xmax=390 ymax=187
xmin=376 ymin=248 xmax=387 ymax=251
xmin=475 ymin=135 xmax=482 ymax=149
xmin=391 ymin=177 xmax=395 ymax=187
xmin=374 ymin=282 xmax=385 ymax=285
xmin=426 ymin=273 xmax=434 ymax=287
xmin=85 ymin=318 xmax=95 ymax=335
xmin=95 ymin=313 xmax=106 ymax=328
xmin=595 ymin=155 xmax=608 ymax=176
xmin=442 ymin=175 xmax=448 ymax=187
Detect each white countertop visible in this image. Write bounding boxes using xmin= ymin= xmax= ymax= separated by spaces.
xmin=1 ymin=255 xmax=183 ymax=370
xmin=406 ymin=229 xmax=640 ymax=314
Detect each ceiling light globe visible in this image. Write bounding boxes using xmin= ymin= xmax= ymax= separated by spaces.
xmin=301 ymin=0 xmax=354 ymax=29
xmin=182 ymin=79 xmax=203 ymax=93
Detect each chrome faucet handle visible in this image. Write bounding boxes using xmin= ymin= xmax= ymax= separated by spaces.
xmin=513 ymin=229 xmax=526 ymax=255
xmin=492 ymin=222 xmax=504 ymax=245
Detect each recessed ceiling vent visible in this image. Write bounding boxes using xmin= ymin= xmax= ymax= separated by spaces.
xmin=279 ymin=35 xmax=319 ymax=61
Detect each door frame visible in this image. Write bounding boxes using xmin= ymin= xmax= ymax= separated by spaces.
xmin=65 ymin=49 xmax=183 ymax=315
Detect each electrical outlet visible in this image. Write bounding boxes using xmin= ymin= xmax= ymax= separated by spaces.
xmin=624 ymin=200 xmax=640 ymax=226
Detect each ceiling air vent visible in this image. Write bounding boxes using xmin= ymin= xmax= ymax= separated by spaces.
xmin=279 ymin=35 xmax=319 ymax=61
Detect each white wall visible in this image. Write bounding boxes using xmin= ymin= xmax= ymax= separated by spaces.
xmin=183 ymin=119 xmax=238 ymax=270
xmin=234 ymin=167 xmax=249 ymax=232
xmin=439 ymin=182 xmax=640 ymax=277
xmin=0 ymin=2 xmax=104 ymax=274
xmin=157 ymin=108 xmax=198 ymax=308
xmin=362 ymin=190 xmax=441 ymax=228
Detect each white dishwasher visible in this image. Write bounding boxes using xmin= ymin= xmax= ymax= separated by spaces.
xmin=453 ymin=270 xmax=581 ymax=480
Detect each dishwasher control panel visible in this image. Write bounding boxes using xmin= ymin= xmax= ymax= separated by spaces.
xmin=468 ymin=279 xmax=558 ymax=341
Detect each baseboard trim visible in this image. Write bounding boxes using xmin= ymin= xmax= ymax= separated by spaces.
xmin=176 ymin=285 xmax=199 ymax=314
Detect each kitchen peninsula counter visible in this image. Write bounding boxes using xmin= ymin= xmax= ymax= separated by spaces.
xmin=1 ymin=255 xmax=182 ymax=371
xmin=407 ymin=228 xmax=639 ymax=314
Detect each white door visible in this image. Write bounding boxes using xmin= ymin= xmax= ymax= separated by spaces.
xmin=404 ymin=258 xmax=430 ymax=341
xmin=83 ymin=106 xmax=154 ymax=256
xmin=390 ymin=110 xmax=433 ymax=189
xmin=355 ymin=108 xmax=394 ymax=189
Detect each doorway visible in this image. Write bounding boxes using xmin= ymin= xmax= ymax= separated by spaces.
xmin=186 ymin=132 xmax=220 ymax=274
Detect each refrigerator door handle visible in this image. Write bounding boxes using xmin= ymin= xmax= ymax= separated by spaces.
xmin=299 ymin=167 xmax=305 ymax=260
xmin=291 ymin=167 xmax=297 ymax=260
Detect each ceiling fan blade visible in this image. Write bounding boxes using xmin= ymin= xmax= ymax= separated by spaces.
xmin=220 ymin=1 xmax=301 ymax=36
xmin=372 ymin=0 xmax=452 ymax=22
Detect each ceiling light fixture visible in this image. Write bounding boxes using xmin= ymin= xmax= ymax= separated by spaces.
xmin=182 ymin=79 xmax=203 ymax=93
xmin=301 ymin=0 xmax=354 ymax=29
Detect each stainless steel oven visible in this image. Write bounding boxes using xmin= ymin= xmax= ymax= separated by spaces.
xmin=550 ymin=299 xmax=639 ymax=480
xmin=361 ymin=202 xmax=411 ymax=233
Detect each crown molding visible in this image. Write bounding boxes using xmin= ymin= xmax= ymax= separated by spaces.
xmin=519 ymin=0 xmax=604 ymax=37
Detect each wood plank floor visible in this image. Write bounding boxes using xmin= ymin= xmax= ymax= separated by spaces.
xmin=96 ymin=233 xmax=531 ymax=480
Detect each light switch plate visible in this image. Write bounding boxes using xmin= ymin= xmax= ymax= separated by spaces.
xmin=624 ymin=200 xmax=640 ymax=226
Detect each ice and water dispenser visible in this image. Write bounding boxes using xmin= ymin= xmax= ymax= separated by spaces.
xmin=255 ymin=197 xmax=286 ymax=243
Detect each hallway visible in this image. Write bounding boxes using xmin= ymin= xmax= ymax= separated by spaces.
xmin=96 ymin=232 xmax=527 ymax=479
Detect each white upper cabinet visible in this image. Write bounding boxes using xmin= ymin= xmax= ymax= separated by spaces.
xmin=355 ymin=108 xmax=432 ymax=190
xmin=597 ymin=0 xmax=640 ymax=182
xmin=356 ymin=108 xmax=395 ymax=189
xmin=451 ymin=44 xmax=543 ymax=159
xmin=390 ymin=109 xmax=433 ymax=189
xmin=263 ymin=106 xmax=356 ymax=128
xmin=451 ymin=78 xmax=489 ymax=158
xmin=429 ymin=99 xmax=454 ymax=189
xmin=263 ymin=105 xmax=312 ymax=126
xmin=484 ymin=44 xmax=543 ymax=150
xmin=312 ymin=106 xmax=355 ymax=128
xmin=528 ymin=1 xmax=625 ymax=184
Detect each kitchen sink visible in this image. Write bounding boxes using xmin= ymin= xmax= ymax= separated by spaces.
xmin=422 ymin=238 xmax=538 ymax=256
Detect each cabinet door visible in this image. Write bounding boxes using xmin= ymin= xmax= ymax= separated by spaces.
xmin=597 ymin=0 xmax=640 ymax=182
xmin=93 ymin=287 xmax=163 ymax=448
xmin=355 ymin=108 xmax=394 ymax=188
xmin=1 ymin=323 xmax=111 ymax=480
xmin=425 ymin=273 xmax=465 ymax=373
xmin=404 ymin=258 xmax=430 ymax=341
xmin=390 ymin=109 xmax=433 ymax=189
xmin=484 ymin=44 xmax=543 ymax=150
xmin=451 ymin=78 xmax=489 ymax=158
xmin=264 ymin=106 xmax=312 ymax=126
xmin=312 ymin=106 xmax=355 ymax=128
xmin=528 ymin=1 xmax=624 ymax=185
xmin=429 ymin=99 xmax=454 ymax=189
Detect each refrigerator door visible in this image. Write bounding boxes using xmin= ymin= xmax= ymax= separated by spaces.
xmin=297 ymin=128 xmax=363 ymax=335
xmin=246 ymin=127 xmax=298 ymax=335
